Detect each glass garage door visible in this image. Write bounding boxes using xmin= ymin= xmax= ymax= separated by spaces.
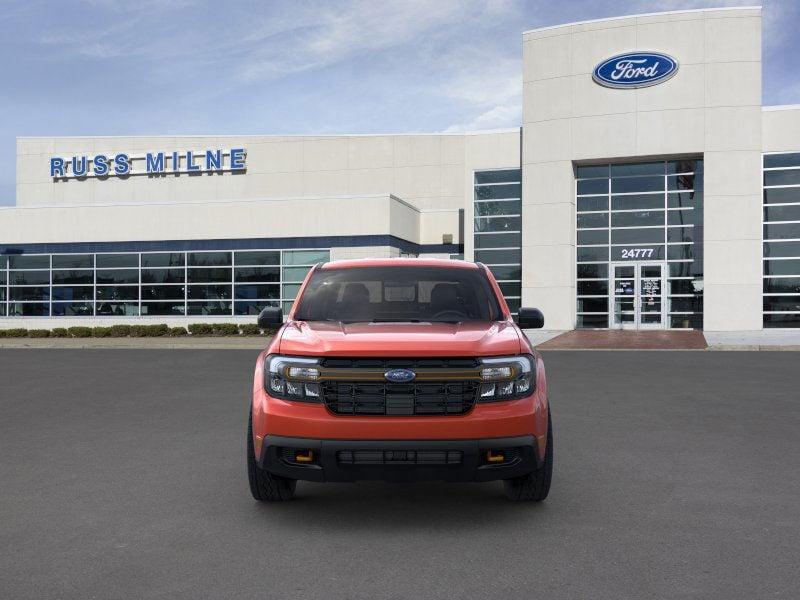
xmin=576 ymin=159 xmax=704 ymax=329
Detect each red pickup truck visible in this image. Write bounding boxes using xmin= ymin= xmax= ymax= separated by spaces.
xmin=247 ymin=258 xmax=552 ymax=501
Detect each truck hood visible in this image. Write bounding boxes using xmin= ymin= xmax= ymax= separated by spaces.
xmin=277 ymin=321 xmax=522 ymax=357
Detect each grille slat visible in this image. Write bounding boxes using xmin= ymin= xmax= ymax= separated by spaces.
xmin=320 ymin=357 xmax=479 ymax=416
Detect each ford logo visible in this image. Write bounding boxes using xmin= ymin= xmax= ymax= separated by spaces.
xmin=385 ymin=368 xmax=416 ymax=383
xmin=593 ymin=52 xmax=678 ymax=89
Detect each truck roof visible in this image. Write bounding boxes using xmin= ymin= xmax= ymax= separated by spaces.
xmin=320 ymin=257 xmax=479 ymax=270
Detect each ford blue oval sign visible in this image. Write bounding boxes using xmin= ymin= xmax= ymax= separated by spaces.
xmin=385 ymin=369 xmax=416 ymax=383
xmin=593 ymin=52 xmax=678 ymax=89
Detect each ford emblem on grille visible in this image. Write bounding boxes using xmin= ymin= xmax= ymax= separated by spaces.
xmin=384 ymin=368 xmax=416 ymax=383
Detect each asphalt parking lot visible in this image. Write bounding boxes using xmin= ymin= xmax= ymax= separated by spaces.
xmin=1 ymin=349 xmax=798 ymax=600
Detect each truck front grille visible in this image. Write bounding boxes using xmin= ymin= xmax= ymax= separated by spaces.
xmin=319 ymin=357 xmax=481 ymax=416
xmin=322 ymin=381 xmax=478 ymax=415
xmin=337 ymin=449 xmax=462 ymax=465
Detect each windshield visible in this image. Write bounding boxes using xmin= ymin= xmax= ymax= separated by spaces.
xmin=294 ymin=266 xmax=503 ymax=323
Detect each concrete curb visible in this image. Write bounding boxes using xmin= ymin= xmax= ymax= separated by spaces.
xmin=0 ymin=338 xmax=271 ymax=349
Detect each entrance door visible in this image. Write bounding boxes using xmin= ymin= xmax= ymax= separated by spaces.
xmin=610 ymin=262 xmax=666 ymax=330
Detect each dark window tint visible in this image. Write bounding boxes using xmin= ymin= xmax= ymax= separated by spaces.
xmin=612 ymin=194 xmax=663 ymax=210
xmin=141 ymin=253 xmax=184 ymax=267
xmin=474 ymin=216 xmax=520 ymax=232
xmin=577 ymin=263 xmax=608 ymax=279
xmin=188 ymin=252 xmax=231 ymax=267
xmin=474 ymin=249 xmax=521 ymax=264
xmin=577 ymin=179 xmax=607 ymax=195
xmin=577 ymin=280 xmax=608 ymax=295
xmin=474 ymin=170 xmax=521 ymax=185
xmin=96 ymin=286 xmax=139 ymax=301
xmin=141 ymin=302 xmax=185 ymax=316
xmin=611 ymin=162 xmax=663 ymax=177
xmin=577 ymin=314 xmax=608 ymax=328
xmin=474 ymin=184 xmax=521 ymax=200
xmin=669 ymin=297 xmax=702 ymax=312
xmin=668 ymin=209 xmax=699 ymax=226
xmin=764 ymin=205 xmax=800 ymax=222
xmin=10 ymin=271 xmax=50 ymax=285
xmin=669 ymin=262 xmax=697 ymax=277
xmin=611 ymin=176 xmax=663 ymax=194
xmin=667 ymin=227 xmax=695 ymax=244
xmin=51 ymin=303 xmax=93 ymax=316
xmin=764 ymin=223 xmax=800 ymax=240
xmin=235 ymin=300 xmax=279 ymax=316
xmin=578 ymin=247 xmax=609 ymax=262
xmin=141 ymin=268 xmax=183 ymax=284
xmin=187 ymin=268 xmax=231 ymax=283
xmin=8 ymin=302 xmax=49 ymax=316
xmin=763 ymin=296 xmax=800 ymax=311
xmin=577 ymin=196 xmax=608 ymax=212
xmin=52 ymin=286 xmax=93 ymax=301
xmin=763 ymin=259 xmax=800 ymax=276
xmin=669 ymin=279 xmax=701 ymax=294
xmin=611 ymin=228 xmax=664 ymax=244
xmin=9 ymin=255 xmax=49 ymax=269
xmin=294 ymin=266 xmax=503 ymax=322
xmin=764 ymin=153 xmax=800 ymax=168
xmin=474 ymin=232 xmax=520 ymax=249
xmin=96 ymin=253 xmax=138 ymax=268
xmin=763 ymin=278 xmax=800 ymax=294
xmin=667 ymin=245 xmax=694 ymax=261
xmin=667 ymin=160 xmax=701 ymax=174
xmin=141 ymin=286 xmax=185 ymax=300
xmin=577 ymin=230 xmax=608 ymax=245
xmin=52 ymin=254 xmax=93 ymax=269
xmin=763 ymin=241 xmax=800 ymax=258
xmin=611 ymin=210 xmax=664 ymax=228
xmin=670 ymin=314 xmax=703 ymax=329
xmin=577 ymin=212 xmax=608 ymax=229
xmin=498 ymin=281 xmax=521 ymax=297
xmin=53 ymin=270 xmax=93 ymax=284
xmin=187 ymin=285 xmax=232 ymax=300
xmin=187 ymin=302 xmax=232 ymax=315
xmin=96 ymin=269 xmax=139 ymax=284
xmin=474 ymin=201 xmax=521 ymax=216
xmin=234 ymin=284 xmax=280 ymax=300
xmin=764 ymin=170 xmax=800 ymax=187
xmin=10 ymin=287 xmax=50 ymax=301
xmin=763 ymin=188 xmax=800 ymax=204
xmin=576 ymin=165 xmax=608 ymax=179
xmin=577 ymin=298 xmax=608 ymax=312
xmin=96 ymin=302 xmax=139 ymax=316
xmin=667 ymin=191 xmax=702 ymax=209
xmin=234 ymin=251 xmax=279 ymax=266
xmin=764 ymin=314 xmax=800 ymax=327
xmin=234 ymin=267 xmax=280 ymax=283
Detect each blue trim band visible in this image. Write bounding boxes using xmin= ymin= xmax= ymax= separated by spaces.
xmin=0 ymin=235 xmax=462 ymax=256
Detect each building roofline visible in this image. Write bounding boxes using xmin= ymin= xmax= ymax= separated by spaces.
xmin=763 ymin=104 xmax=800 ymax=112
xmin=16 ymin=128 xmax=520 ymax=141
xmin=522 ymin=5 xmax=761 ymax=36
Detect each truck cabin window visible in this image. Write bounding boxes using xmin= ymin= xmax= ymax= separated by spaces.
xmin=294 ymin=266 xmax=503 ymax=323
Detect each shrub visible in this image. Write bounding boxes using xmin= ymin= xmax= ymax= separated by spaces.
xmin=92 ymin=327 xmax=113 ymax=338
xmin=239 ymin=323 xmax=261 ymax=336
xmin=188 ymin=323 xmax=213 ymax=336
xmin=67 ymin=326 xmax=93 ymax=338
xmin=145 ymin=324 xmax=169 ymax=337
xmin=0 ymin=330 xmax=6 ymax=338
xmin=51 ymin=328 xmax=70 ymax=338
xmin=129 ymin=325 xmax=148 ymax=337
xmin=168 ymin=326 xmax=188 ymax=336
xmin=212 ymin=323 xmax=239 ymax=336
xmin=28 ymin=329 xmax=51 ymax=338
xmin=6 ymin=328 xmax=28 ymax=337
xmin=109 ymin=324 xmax=132 ymax=337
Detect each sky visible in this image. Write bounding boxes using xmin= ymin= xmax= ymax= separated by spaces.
xmin=1 ymin=0 xmax=799 ymax=206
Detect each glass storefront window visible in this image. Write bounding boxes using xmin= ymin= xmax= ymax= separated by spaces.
xmin=576 ymin=159 xmax=704 ymax=329
xmin=764 ymin=152 xmax=800 ymax=328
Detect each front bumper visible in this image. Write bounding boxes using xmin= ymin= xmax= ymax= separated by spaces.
xmin=259 ymin=435 xmax=541 ymax=483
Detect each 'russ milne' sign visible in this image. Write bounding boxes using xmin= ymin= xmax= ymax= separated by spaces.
xmin=50 ymin=148 xmax=247 ymax=179
xmin=592 ymin=52 xmax=678 ymax=89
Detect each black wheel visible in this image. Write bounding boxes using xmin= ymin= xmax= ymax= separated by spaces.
xmin=247 ymin=411 xmax=296 ymax=502
xmin=503 ymin=406 xmax=553 ymax=501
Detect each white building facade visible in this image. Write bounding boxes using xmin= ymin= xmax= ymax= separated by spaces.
xmin=2 ymin=6 xmax=800 ymax=331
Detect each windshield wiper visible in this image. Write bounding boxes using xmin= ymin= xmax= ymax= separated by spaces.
xmin=370 ymin=318 xmax=421 ymax=323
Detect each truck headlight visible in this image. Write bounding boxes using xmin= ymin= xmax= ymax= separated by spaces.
xmin=478 ymin=355 xmax=535 ymax=401
xmin=264 ymin=355 xmax=322 ymax=402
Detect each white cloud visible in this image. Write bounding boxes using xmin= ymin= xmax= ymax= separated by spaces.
xmin=442 ymin=102 xmax=521 ymax=132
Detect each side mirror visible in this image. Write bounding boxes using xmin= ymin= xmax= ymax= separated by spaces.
xmin=257 ymin=306 xmax=283 ymax=329
xmin=517 ymin=307 xmax=544 ymax=329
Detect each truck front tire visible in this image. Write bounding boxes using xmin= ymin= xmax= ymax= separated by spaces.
xmin=503 ymin=406 xmax=553 ymax=501
xmin=247 ymin=411 xmax=297 ymax=502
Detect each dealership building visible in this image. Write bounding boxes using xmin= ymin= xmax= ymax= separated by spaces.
xmin=2 ymin=6 xmax=800 ymax=332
